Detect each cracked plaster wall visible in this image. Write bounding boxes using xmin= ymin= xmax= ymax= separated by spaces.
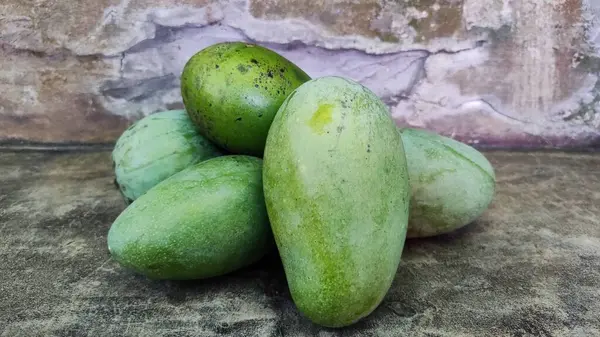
xmin=1 ymin=0 xmax=599 ymax=148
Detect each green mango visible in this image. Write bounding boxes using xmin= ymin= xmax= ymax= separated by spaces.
xmin=112 ymin=109 xmax=222 ymax=203
xmin=181 ymin=41 xmax=311 ymax=156
xmin=263 ymin=76 xmax=410 ymax=328
xmin=399 ymin=128 xmax=496 ymax=238
xmin=107 ymin=155 xmax=271 ymax=280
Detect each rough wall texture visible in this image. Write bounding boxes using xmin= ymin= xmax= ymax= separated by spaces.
xmin=1 ymin=0 xmax=599 ymax=148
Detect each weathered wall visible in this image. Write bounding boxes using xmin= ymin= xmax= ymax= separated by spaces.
xmin=1 ymin=0 xmax=599 ymax=148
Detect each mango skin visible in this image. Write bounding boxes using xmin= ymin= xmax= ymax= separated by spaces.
xmin=107 ymin=155 xmax=272 ymax=280
xmin=263 ymin=76 xmax=410 ymax=328
xmin=181 ymin=42 xmax=311 ymax=156
xmin=399 ymin=128 xmax=496 ymax=238
xmin=112 ymin=109 xmax=222 ymax=203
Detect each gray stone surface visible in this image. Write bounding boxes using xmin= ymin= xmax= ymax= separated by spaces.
xmin=1 ymin=0 xmax=599 ymax=148
xmin=1 ymin=149 xmax=599 ymax=336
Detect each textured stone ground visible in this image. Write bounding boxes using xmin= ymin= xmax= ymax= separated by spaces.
xmin=1 ymin=149 xmax=599 ymax=336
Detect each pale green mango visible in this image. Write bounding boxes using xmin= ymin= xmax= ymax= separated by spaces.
xmin=399 ymin=128 xmax=496 ymax=238
xmin=107 ymin=155 xmax=271 ymax=280
xmin=263 ymin=76 xmax=410 ymax=328
xmin=112 ymin=109 xmax=222 ymax=203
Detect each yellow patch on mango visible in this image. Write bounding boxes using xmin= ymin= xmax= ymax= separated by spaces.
xmin=308 ymin=104 xmax=334 ymax=135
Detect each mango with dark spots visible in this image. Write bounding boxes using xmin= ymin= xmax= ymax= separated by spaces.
xmin=181 ymin=42 xmax=311 ymax=156
xmin=263 ymin=76 xmax=410 ymax=327
xmin=107 ymin=155 xmax=272 ymax=280
xmin=399 ymin=128 xmax=496 ymax=238
xmin=112 ymin=109 xmax=222 ymax=203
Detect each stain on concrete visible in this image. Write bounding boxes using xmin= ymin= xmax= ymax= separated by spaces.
xmin=250 ymin=0 xmax=385 ymax=39
xmin=405 ymin=0 xmax=465 ymax=42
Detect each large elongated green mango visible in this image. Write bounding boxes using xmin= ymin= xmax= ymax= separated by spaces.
xmin=263 ymin=76 xmax=410 ymax=327
xmin=399 ymin=128 xmax=496 ymax=238
xmin=112 ymin=109 xmax=222 ymax=203
xmin=107 ymin=155 xmax=271 ymax=280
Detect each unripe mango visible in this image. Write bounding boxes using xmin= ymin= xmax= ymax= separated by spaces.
xmin=112 ymin=109 xmax=222 ymax=203
xmin=181 ymin=42 xmax=311 ymax=156
xmin=399 ymin=128 xmax=496 ymax=238
xmin=107 ymin=155 xmax=271 ymax=280
xmin=263 ymin=76 xmax=410 ymax=327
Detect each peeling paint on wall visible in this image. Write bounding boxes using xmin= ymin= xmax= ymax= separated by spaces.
xmin=0 ymin=0 xmax=598 ymax=148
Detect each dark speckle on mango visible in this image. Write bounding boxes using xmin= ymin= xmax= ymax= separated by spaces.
xmin=425 ymin=147 xmax=441 ymax=159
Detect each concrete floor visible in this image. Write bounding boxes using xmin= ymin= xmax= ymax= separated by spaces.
xmin=1 ymin=150 xmax=599 ymax=336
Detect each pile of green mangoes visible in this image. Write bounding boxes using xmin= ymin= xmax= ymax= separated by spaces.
xmin=107 ymin=42 xmax=496 ymax=328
